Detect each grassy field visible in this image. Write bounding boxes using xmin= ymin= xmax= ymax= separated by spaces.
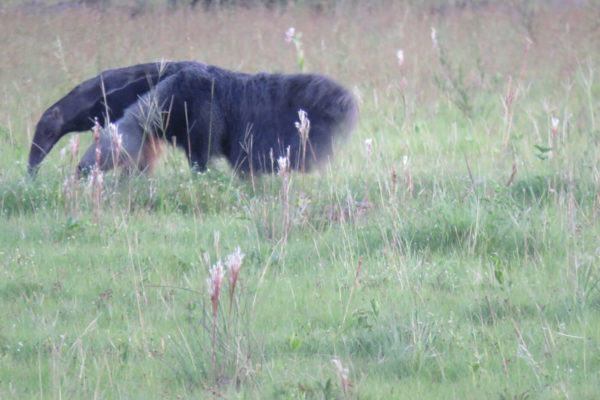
xmin=1 ymin=1 xmax=600 ymax=398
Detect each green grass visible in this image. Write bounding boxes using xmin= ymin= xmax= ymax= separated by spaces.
xmin=1 ymin=1 xmax=600 ymax=398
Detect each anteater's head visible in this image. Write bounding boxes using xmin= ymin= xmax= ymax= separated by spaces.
xmin=27 ymin=106 xmax=64 ymax=176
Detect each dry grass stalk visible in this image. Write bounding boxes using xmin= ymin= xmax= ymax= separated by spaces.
xmin=341 ymin=258 xmax=362 ymax=328
xmin=331 ymin=358 xmax=352 ymax=398
xmin=278 ymin=147 xmax=291 ymax=242
xmin=502 ymin=38 xmax=532 ymax=152
xmin=295 ymin=109 xmax=310 ymax=175
xmin=205 ymin=246 xmax=245 ymax=383
xmin=64 ymin=136 xmax=80 ymax=218
xmin=207 ymin=260 xmax=225 ymax=380
xmin=92 ymin=120 xmax=103 ymax=221
xmin=225 ymin=247 xmax=244 ymax=349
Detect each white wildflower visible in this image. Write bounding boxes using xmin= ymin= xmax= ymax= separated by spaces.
xmin=207 ymin=260 xmax=225 ymax=298
xmin=396 ymin=49 xmax=404 ymax=67
xmin=225 ymin=247 xmax=245 ymax=274
xmin=295 ymin=109 xmax=310 ymax=138
xmin=278 ymin=156 xmax=288 ymax=174
xmin=108 ymin=123 xmax=122 ymax=148
xmin=225 ymin=247 xmax=244 ymax=296
xmin=365 ymin=138 xmax=373 ymax=155
xmin=285 ymin=27 xmax=295 ymax=43
xmin=431 ymin=27 xmax=438 ymax=47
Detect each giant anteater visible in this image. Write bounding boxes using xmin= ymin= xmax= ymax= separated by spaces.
xmin=28 ymin=61 xmax=358 ymax=175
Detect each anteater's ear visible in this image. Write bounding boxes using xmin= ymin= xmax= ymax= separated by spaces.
xmin=51 ymin=107 xmax=62 ymax=121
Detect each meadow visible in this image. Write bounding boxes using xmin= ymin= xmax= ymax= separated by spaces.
xmin=1 ymin=1 xmax=599 ymax=398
